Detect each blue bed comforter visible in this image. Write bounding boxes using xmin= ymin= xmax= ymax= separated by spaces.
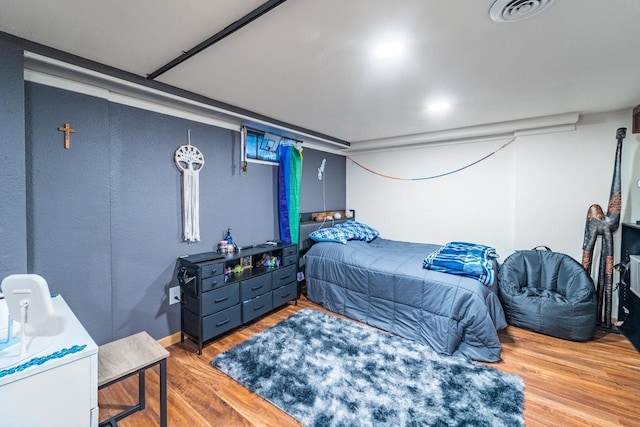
xmin=305 ymin=238 xmax=507 ymax=362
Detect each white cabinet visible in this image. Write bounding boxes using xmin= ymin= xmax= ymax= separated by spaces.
xmin=0 ymin=295 xmax=98 ymax=427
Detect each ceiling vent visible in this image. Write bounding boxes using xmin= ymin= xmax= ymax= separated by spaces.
xmin=489 ymin=0 xmax=553 ymax=22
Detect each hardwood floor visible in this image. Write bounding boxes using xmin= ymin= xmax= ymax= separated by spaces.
xmin=98 ymin=296 xmax=640 ymax=426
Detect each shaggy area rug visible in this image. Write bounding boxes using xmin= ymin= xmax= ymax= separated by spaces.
xmin=212 ymin=309 xmax=524 ymax=427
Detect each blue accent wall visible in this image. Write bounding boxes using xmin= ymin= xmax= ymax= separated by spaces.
xmin=0 ymin=39 xmax=26 ymax=278
xmin=24 ymin=83 xmax=279 ymax=343
xmin=300 ymin=148 xmax=346 ymax=212
xmin=25 ymin=83 xmax=113 ymax=344
xmin=107 ymin=103 xmax=277 ymax=340
xmin=1 ymin=36 xmax=346 ymax=344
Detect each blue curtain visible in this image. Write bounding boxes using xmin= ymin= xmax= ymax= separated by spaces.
xmin=278 ymin=144 xmax=303 ymax=244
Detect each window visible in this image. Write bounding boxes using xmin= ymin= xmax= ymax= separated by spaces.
xmin=244 ymin=129 xmax=280 ymax=163
xmin=241 ymin=127 xmax=301 ymax=166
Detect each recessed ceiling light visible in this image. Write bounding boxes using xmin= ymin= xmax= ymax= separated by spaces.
xmin=373 ymin=42 xmax=406 ymax=58
xmin=426 ymin=102 xmax=451 ymax=113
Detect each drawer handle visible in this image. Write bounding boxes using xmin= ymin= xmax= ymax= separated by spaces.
xmin=279 ymin=275 xmax=290 ymax=281
xmin=280 ymin=292 xmax=292 ymax=299
xmin=253 ymin=304 xmax=265 ymax=311
xmin=215 ymin=296 xmax=229 ymax=303
xmin=251 ymin=285 xmax=264 ymax=291
xmin=216 ymin=319 xmax=230 ymax=327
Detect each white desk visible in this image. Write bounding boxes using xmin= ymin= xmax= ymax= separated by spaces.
xmin=0 ymin=295 xmax=99 ymax=427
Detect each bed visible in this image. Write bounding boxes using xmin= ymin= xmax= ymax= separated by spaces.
xmin=301 ymin=221 xmax=507 ymax=362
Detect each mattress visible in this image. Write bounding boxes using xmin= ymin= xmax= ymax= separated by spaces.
xmin=304 ymin=238 xmax=507 ymax=362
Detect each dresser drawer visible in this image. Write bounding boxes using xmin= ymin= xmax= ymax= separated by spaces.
xmin=201 ymin=305 xmax=241 ymax=341
xmin=282 ymin=244 xmax=297 ymax=257
xmin=272 ymin=265 xmax=296 ymax=289
xmin=200 ymin=261 xmax=223 ymax=278
xmin=242 ymin=292 xmax=273 ymax=323
xmin=241 ymin=273 xmax=271 ymax=301
xmin=201 ymin=284 xmax=239 ymax=316
xmin=201 ymin=274 xmax=225 ymax=292
xmin=273 ymin=281 xmax=297 ymax=308
xmin=283 ymin=254 xmax=297 ymax=267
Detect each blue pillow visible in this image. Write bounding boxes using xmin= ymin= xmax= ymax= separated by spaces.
xmin=335 ymin=220 xmax=379 ymax=242
xmin=309 ymin=227 xmax=353 ymax=244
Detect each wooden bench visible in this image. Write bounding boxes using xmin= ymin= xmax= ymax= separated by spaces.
xmin=98 ymin=331 xmax=169 ymax=427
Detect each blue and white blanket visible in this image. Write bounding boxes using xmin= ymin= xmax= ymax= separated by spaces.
xmin=423 ymin=241 xmax=499 ymax=286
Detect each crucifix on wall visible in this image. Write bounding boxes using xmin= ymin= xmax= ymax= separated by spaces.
xmin=57 ymin=123 xmax=76 ymax=149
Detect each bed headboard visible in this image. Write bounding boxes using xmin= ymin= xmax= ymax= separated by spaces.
xmin=298 ymin=210 xmax=355 ymax=256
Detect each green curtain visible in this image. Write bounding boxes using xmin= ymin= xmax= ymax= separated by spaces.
xmin=278 ymin=144 xmax=303 ymax=244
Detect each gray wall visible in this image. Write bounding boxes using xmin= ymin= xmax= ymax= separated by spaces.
xmin=0 ymin=39 xmax=27 ymax=277
xmin=25 ymin=83 xmax=113 ymax=343
xmin=1 ymin=36 xmax=346 ymax=345
xmin=24 ymin=82 xmax=280 ymax=343
xmin=300 ymin=148 xmax=346 ymax=213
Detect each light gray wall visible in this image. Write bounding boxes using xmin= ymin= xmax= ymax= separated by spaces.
xmin=348 ymin=112 xmax=638 ymax=264
xmin=0 ymin=39 xmax=26 ymax=278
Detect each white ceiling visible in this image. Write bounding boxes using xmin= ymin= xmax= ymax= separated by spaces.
xmin=2 ymin=0 xmax=640 ymax=147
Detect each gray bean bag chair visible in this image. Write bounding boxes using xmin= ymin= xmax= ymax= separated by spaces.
xmin=498 ymin=248 xmax=597 ymax=341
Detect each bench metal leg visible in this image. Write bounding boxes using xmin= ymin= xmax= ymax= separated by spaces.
xmin=139 ymin=370 xmax=146 ymax=410
xmin=160 ymin=358 xmax=167 ymax=427
xmin=99 ymin=360 xmax=167 ymax=427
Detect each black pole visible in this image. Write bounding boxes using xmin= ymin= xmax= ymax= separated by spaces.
xmin=147 ymin=0 xmax=288 ymax=80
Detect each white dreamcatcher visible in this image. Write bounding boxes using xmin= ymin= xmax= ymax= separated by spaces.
xmin=175 ymin=130 xmax=205 ymax=242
